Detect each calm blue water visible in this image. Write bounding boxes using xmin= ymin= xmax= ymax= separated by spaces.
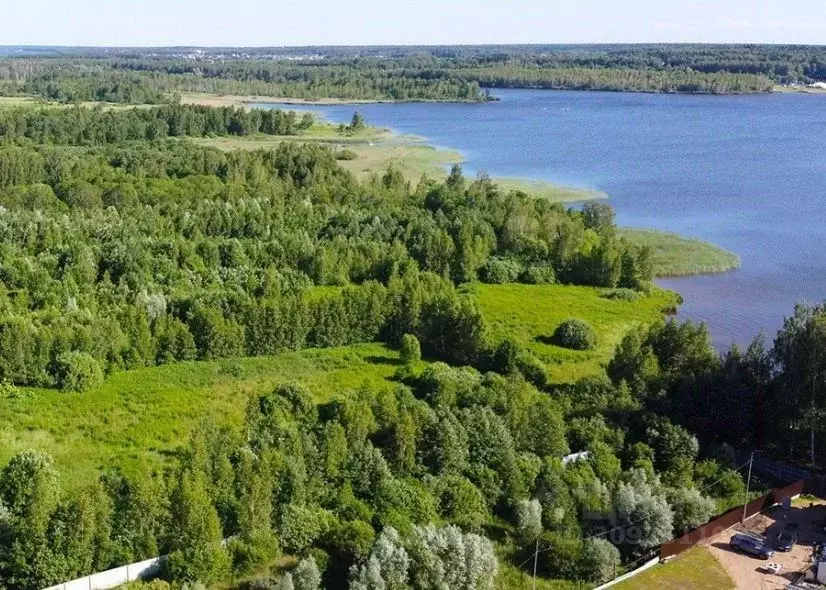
xmin=260 ymin=90 xmax=826 ymax=348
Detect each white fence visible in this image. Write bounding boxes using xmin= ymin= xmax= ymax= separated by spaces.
xmin=593 ymin=557 xmax=660 ymax=590
xmin=42 ymin=556 xmax=165 ymax=590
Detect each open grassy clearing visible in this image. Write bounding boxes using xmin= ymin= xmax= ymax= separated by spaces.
xmin=0 ymin=284 xmax=678 ymax=486
xmin=472 ymin=283 xmax=678 ymax=383
xmin=0 ymin=95 xmax=151 ymax=111
xmin=179 ymin=92 xmax=482 ymax=108
xmin=193 ymin=122 xmax=393 ymax=146
xmin=495 ymin=562 xmax=579 ymax=590
xmin=0 ymin=95 xmax=43 ymax=106
xmin=620 ymin=228 xmax=741 ymax=277
xmin=179 ymin=92 xmax=396 ymax=108
xmin=193 ymin=128 xmax=462 ymax=184
xmin=194 ymin=130 xmax=597 ymax=201
xmin=612 ymin=547 xmax=734 ymax=590
xmin=338 ymin=142 xmax=463 ymax=183
xmin=496 ymin=177 xmax=606 ymax=202
xmin=0 ymin=343 xmax=405 ymax=490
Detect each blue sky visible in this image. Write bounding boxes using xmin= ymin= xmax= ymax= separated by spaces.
xmin=6 ymin=0 xmax=826 ymax=46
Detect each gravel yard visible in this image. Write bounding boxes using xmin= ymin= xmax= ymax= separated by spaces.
xmin=704 ymin=503 xmax=826 ymax=589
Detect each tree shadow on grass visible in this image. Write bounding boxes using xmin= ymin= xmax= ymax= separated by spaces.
xmin=534 ymin=334 xmax=556 ymax=345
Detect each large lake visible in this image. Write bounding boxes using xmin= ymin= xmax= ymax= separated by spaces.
xmin=262 ymin=89 xmax=826 ymax=348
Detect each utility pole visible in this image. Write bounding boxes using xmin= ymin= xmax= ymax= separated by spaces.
xmin=811 ymin=324 xmax=818 ymax=467
xmin=532 ymin=537 xmax=539 ymax=590
xmin=742 ymin=450 xmax=757 ymax=524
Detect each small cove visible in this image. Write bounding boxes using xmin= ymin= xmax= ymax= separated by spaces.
xmin=260 ymin=89 xmax=826 ymax=348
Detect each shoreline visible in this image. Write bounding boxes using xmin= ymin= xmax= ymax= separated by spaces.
xmin=178 ymin=92 xmax=488 ymax=109
xmin=620 ymin=228 xmax=741 ymax=278
xmin=182 ymin=93 xmax=739 ymax=278
xmin=772 ymin=84 xmax=826 ymax=94
xmin=191 ymin=102 xmax=605 ymax=204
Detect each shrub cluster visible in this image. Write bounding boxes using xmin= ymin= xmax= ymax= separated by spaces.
xmin=553 ymin=319 xmax=598 ymax=350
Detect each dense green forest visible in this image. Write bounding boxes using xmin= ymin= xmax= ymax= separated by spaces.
xmin=5 ymin=43 xmax=826 ymax=102
xmin=1 ymin=98 xmax=825 ymax=590
xmin=0 ymin=103 xmax=653 ymax=391
xmin=0 ymin=103 xmax=313 ymax=144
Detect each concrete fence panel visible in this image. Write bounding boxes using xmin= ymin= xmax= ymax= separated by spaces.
xmin=42 ymin=556 xmax=165 ymax=590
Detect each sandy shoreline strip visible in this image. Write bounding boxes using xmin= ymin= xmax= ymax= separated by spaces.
xmin=178 ymin=92 xmax=487 ymax=109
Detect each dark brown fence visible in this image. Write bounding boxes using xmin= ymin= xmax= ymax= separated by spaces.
xmin=660 ymin=479 xmax=809 ymax=559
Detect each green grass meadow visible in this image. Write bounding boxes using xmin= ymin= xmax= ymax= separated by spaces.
xmin=494 ymin=177 xmax=606 ymax=203
xmin=621 ymin=228 xmax=741 ymax=277
xmin=611 ymin=547 xmax=734 ymax=590
xmin=473 ymin=283 xmax=678 ymax=383
xmin=0 ymin=283 xmax=676 ymax=488
xmin=0 ymin=343 xmax=404 ymax=489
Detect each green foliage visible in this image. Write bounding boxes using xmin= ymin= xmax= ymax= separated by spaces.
xmin=515 ymin=498 xmax=543 ymax=544
xmin=55 ymin=352 xmax=104 ymax=392
xmin=607 ymin=329 xmax=659 ymax=390
xmin=643 ymin=417 xmax=699 ymax=487
xmin=433 ymin=474 xmax=487 ymax=532
xmin=0 ymin=46 xmax=796 ymax=108
xmin=0 ymin=125 xmax=652 ymax=391
xmin=278 ymin=504 xmax=334 ymax=554
xmin=553 ymin=319 xmax=597 ymax=351
xmin=418 ymin=291 xmax=488 ymax=366
xmin=0 ymin=104 xmax=305 ymax=146
xmin=324 ymin=518 xmax=376 ymax=574
xmin=292 ymin=556 xmax=322 ymax=590
xmin=693 ymin=460 xmax=746 ymax=513
xmin=349 ymin=526 xmax=409 ymax=590
xmin=229 ymin=448 xmax=279 ymax=574
xmin=538 ymin=532 xmax=583 ymax=580
xmin=666 ymin=487 xmax=716 ymax=536
xmin=611 ymin=470 xmax=673 ymax=554
xmin=475 ymin=283 xmax=678 ymax=383
xmin=0 ymin=87 xmax=776 ymax=590
xmin=480 ymin=257 xmax=523 ymax=284
xmin=399 ymin=334 xmax=421 ymax=365
xmin=0 ymin=451 xmax=59 ymax=532
xmin=601 ymin=288 xmax=643 ymax=302
xmin=406 ymin=525 xmax=498 ymax=590
xmin=335 ymin=148 xmax=358 ymax=161
xmin=581 ymin=202 xmax=615 ymax=235
xmin=581 ymin=538 xmax=621 ymax=585
xmin=166 ymin=472 xmax=230 ymax=583
xmin=521 ymin=263 xmax=556 ymax=285
xmin=349 ymin=112 xmax=366 ymax=131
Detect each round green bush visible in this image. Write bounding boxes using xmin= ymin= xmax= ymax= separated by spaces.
xmin=479 ymin=256 xmax=523 ymax=284
xmin=335 ymin=148 xmax=358 ymax=160
xmin=55 ymin=351 xmax=104 ymax=392
xmin=522 ymin=263 xmax=557 ymax=285
xmin=552 ymin=319 xmax=598 ymax=351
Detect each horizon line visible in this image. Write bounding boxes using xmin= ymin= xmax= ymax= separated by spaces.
xmin=2 ymin=41 xmax=826 ymax=49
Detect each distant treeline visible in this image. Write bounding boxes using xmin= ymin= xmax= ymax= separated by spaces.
xmin=455 ymin=65 xmax=771 ymax=94
xmin=6 ymin=44 xmax=826 ymax=102
xmin=0 ymin=59 xmax=489 ymax=103
xmin=0 ymin=104 xmax=311 ymax=145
